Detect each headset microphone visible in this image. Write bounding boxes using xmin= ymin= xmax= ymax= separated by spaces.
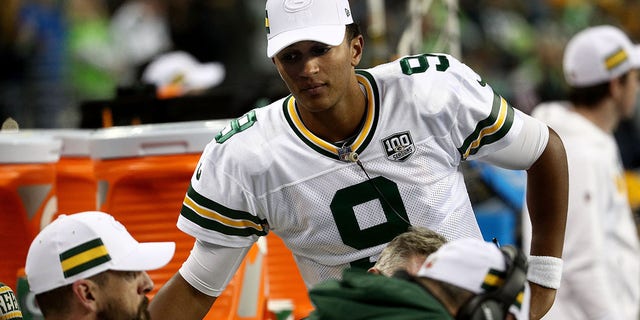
xmin=0 ymin=282 xmax=23 ymax=320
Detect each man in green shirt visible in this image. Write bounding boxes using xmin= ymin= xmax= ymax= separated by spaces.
xmin=308 ymin=238 xmax=529 ymax=320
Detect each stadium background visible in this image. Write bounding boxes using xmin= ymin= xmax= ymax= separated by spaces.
xmin=2 ymin=0 xmax=640 ymax=128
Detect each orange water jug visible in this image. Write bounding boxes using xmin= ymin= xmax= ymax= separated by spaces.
xmin=0 ymin=134 xmax=61 ymax=290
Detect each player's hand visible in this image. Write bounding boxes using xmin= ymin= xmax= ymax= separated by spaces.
xmin=528 ymin=282 xmax=556 ymax=320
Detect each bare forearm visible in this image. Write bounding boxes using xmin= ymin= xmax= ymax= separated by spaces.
xmin=526 ymin=128 xmax=568 ymax=258
xmin=525 ymin=128 xmax=567 ymax=319
xmin=149 ymin=272 xmax=216 ymax=320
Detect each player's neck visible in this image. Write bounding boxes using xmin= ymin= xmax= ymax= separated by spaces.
xmin=298 ymin=81 xmax=367 ymax=143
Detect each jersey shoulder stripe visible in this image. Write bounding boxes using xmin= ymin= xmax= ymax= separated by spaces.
xmin=180 ymin=184 xmax=268 ymax=237
xmin=458 ymin=93 xmax=515 ymax=159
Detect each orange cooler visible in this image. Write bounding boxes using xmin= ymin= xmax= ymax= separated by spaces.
xmin=0 ymin=134 xmax=61 ymax=290
xmin=265 ymin=234 xmax=315 ymax=319
xmin=27 ymin=129 xmax=97 ymax=216
xmin=21 ymin=129 xmax=97 ymax=217
xmin=52 ymin=130 xmax=97 ymax=215
xmin=89 ymin=120 xmax=267 ymax=319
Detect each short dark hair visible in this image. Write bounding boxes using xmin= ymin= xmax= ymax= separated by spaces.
xmin=569 ymin=72 xmax=631 ymax=107
xmin=346 ymin=23 xmax=361 ymax=41
xmin=35 ymin=285 xmax=74 ymax=317
xmin=35 ymin=271 xmax=111 ymax=317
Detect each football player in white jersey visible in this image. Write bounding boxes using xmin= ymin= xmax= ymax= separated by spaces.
xmin=150 ymin=1 xmax=568 ymax=319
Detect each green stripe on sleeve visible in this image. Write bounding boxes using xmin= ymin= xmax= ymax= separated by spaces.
xmin=465 ymin=104 xmax=514 ymax=157
xmin=458 ymin=93 xmax=514 ymax=158
xmin=180 ymin=205 xmax=268 ymax=237
xmin=180 ymin=184 xmax=268 ymax=237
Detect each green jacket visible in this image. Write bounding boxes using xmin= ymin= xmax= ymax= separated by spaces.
xmin=307 ymin=268 xmax=454 ymax=320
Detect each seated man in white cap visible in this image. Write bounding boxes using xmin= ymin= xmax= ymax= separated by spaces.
xmin=25 ymin=211 xmax=176 ymax=320
xmin=308 ymin=238 xmax=530 ymax=320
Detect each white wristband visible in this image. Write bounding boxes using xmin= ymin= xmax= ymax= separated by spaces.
xmin=527 ymin=255 xmax=563 ymax=289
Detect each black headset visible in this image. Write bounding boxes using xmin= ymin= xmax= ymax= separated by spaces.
xmin=455 ymin=245 xmax=528 ymax=320
xmin=393 ymin=244 xmax=528 ymax=320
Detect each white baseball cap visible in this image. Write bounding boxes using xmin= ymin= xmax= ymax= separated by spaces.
xmin=417 ymin=238 xmax=530 ymax=320
xmin=25 ymin=211 xmax=175 ymax=294
xmin=142 ymin=51 xmax=225 ymax=97
xmin=563 ymin=25 xmax=640 ymax=87
xmin=265 ymin=0 xmax=354 ymax=58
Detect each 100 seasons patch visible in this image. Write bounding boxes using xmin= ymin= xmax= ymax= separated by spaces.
xmin=381 ymin=131 xmax=415 ymax=162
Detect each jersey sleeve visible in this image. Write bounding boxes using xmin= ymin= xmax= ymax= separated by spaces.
xmin=177 ymin=119 xmax=269 ymax=248
xmin=423 ymin=54 xmax=526 ymax=161
xmin=384 ymin=53 xmax=527 ymax=163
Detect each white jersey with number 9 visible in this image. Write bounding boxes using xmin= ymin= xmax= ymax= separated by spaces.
xmin=177 ymin=53 xmax=531 ymax=292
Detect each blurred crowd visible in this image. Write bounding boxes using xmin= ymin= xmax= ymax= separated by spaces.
xmin=0 ymin=0 xmax=639 ymax=129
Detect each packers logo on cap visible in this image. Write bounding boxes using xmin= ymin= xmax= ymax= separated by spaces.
xmin=265 ymin=10 xmax=270 ymax=34
xmin=59 ymin=238 xmax=111 ymax=278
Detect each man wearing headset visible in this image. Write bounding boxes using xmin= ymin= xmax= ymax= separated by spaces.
xmin=308 ymin=237 xmax=530 ymax=320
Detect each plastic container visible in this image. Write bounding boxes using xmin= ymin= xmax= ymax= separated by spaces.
xmin=265 ymin=233 xmax=316 ymax=319
xmin=51 ymin=130 xmax=97 ymax=216
xmin=0 ymin=134 xmax=61 ymax=290
xmin=23 ymin=129 xmax=97 ymax=216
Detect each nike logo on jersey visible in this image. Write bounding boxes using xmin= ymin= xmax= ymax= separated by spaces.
xmin=381 ymin=131 xmax=415 ymax=162
xmin=477 ymin=79 xmax=487 ymax=87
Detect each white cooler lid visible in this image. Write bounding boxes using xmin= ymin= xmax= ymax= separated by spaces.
xmin=21 ymin=129 xmax=95 ymax=157
xmin=0 ymin=133 xmax=62 ymax=164
xmin=89 ymin=120 xmax=230 ymax=159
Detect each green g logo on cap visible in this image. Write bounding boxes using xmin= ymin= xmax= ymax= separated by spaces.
xmin=284 ymin=0 xmax=313 ymax=12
